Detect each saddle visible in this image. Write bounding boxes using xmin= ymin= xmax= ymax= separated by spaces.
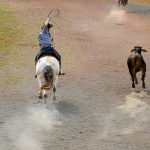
xmin=37 ymin=50 xmax=60 ymax=62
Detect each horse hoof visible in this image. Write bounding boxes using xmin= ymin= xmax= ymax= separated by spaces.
xmin=44 ymin=94 xmax=48 ymax=99
xmin=38 ymin=95 xmax=42 ymax=99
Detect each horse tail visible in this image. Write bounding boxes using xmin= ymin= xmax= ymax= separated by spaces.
xmin=44 ymin=65 xmax=53 ymax=81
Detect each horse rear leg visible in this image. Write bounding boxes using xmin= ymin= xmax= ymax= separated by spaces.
xmin=53 ymin=86 xmax=56 ymax=100
xmin=37 ymin=76 xmax=43 ymax=99
xmin=52 ymin=75 xmax=58 ymax=100
xmin=43 ymin=90 xmax=47 ymax=103
xmin=38 ymin=88 xmax=42 ymax=99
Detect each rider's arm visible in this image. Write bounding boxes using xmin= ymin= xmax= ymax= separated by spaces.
xmin=45 ymin=18 xmax=50 ymax=26
xmin=42 ymin=18 xmax=50 ymax=34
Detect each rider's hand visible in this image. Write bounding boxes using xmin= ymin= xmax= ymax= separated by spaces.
xmin=45 ymin=18 xmax=50 ymax=26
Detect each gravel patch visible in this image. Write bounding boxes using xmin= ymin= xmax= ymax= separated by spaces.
xmin=127 ymin=2 xmax=150 ymax=15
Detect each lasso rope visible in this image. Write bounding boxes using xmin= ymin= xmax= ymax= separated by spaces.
xmin=48 ymin=8 xmax=63 ymax=32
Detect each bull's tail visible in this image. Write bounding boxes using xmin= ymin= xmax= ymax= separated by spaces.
xmin=127 ymin=60 xmax=132 ymax=76
xmin=127 ymin=56 xmax=138 ymax=75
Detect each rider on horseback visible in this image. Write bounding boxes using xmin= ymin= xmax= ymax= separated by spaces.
xmin=34 ymin=18 xmax=65 ymax=77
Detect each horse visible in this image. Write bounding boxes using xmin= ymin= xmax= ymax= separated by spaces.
xmin=36 ymin=54 xmax=59 ymax=103
xmin=119 ymin=0 xmax=128 ymax=10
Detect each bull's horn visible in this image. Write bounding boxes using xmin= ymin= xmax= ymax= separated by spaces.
xmin=142 ymin=49 xmax=148 ymax=52
xmin=131 ymin=49 xmax=135 ymax=52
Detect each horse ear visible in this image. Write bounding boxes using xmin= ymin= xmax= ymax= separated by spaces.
xmin=142 ymin=49 xmax=148 ymax=52
xmin=131 ymin=49 xmax=135 ymax=52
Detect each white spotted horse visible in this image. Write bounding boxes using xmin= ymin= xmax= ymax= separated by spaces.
xmin=36 ymin=51 xmax=60 ymax=103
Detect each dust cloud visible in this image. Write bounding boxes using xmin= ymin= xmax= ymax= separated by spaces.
xmin=101 ymin=91 xmax=150 ymax=138
xmin=107 ymin=8 xmax=127 ymax=24
xmin=6 ymin=103 xmax=62 ymax=150
xmin=119 ymin=91 xmax=149 ymax=114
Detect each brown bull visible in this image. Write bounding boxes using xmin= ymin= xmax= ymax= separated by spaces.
xmin=127 ymin=46 xmax=148 ymax=89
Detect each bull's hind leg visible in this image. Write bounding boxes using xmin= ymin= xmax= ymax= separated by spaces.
xmin=141 ymin=70 xmax=146 ymax=89
xmin=132 ymin=77 xmax=135 ymax=88
xmin=131 ymin=74 xmax=136 ymax=88
xmin=135 ymin=77 xmax=138 ymax=84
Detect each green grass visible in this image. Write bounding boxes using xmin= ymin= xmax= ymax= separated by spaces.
xmin=0 ymin=2 xmax=23 ymax=86
xmin=0 ymin=3 xmax=21 ymax=61
xmin=0 ymin=1 xmax=40 ymax=88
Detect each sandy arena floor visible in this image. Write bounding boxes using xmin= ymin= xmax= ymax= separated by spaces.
xmin=1 ymin=0 xmax=150 ymax=150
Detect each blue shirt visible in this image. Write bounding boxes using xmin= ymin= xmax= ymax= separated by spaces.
xmin=38 ymin=25 xmax=52 ymax=47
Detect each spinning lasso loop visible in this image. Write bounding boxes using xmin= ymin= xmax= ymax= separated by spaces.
xmin=48 ymin=8 xmax=59 ymax=20
xmin=48 ymin=8 xmax=63 ymax=32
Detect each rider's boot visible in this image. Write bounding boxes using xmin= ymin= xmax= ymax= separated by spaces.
xmin=59 ymin=60 xmax=65 ymax=76
xmin=34 ymin=61 xmax=37 ymax=78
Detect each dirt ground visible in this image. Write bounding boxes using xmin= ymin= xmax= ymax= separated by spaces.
xmin=1 ymin=0 xmax=150 ymax=150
